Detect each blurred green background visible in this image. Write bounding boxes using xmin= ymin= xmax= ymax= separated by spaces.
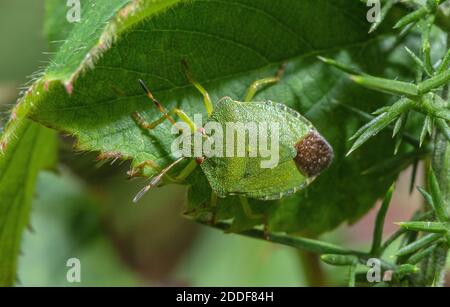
xmin=0 ymin=0 xmax=446 ymax=287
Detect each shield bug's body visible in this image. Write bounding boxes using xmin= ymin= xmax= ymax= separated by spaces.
xmin=131 ymin=63 xmax=333 ymax=208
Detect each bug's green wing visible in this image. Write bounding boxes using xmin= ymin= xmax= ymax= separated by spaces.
xmin=201 ymin=97 xmax=316 ymax=200
xmin=228 ymin=145 xmax=310 ymax=200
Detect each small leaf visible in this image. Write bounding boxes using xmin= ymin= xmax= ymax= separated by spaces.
xmin=371 ymin=184 xmax=394 ymax=256
xmin=350 ymin=75 xmax=419 ymax=97
xmin=393 ymin=113 xmax=405 ymax=137
xmin=421 ymin=15 xmax=435 ymax=75
xmin=437 ymin=49 xmax=450 ymax=74
xmin=361 ymin=150 xmax=427 ymax=176
xmin=393 ymin=112 xmax=408 ymax=154
xmin=349 ymin=116 xmax=382 ymax=141
xmin=404 ymin=46 xmax=430 ymax=76
xmin=397 ymin=221 xmax=448 ymax=234
xmin=418 ymin=70 xmax=450 ymax=94
xmin=347 ymin=98 xmax=414 ymax=156
xmin=372 ymin=106 xmax=391 ymax=115
xmin=395 ymin=264 xmax=420 ymax=277
xmin=317 ymin=56 xmax=361 ymax=75
xmin=428 ymin=168 xmax=450 ymax=222
xmin=396 ymin=233 xmax=443 ymax=256
xmin=417 ymin=186 xmax=435 ymax=208
xmin=394 ymin=6 xmax=429 ymax=29
xmin=419 ymin=94 xmax=450 ymax=121
xmin=436 ymin=119 xmax=450 ymax=143
xmin=409 ymin=159 xmax=419 ymax=194
xmin=406 ymin=244 xmax=438 ymax=265
xmin=320 ymin=254 xmax=358 ymax=266
xmin=419 ymin=115 xmax=433 ymax=147
xmin=336 ymin=102 xmax=420 ymax=148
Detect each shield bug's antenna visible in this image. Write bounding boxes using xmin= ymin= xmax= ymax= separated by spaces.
xmin=133 ymin=157 xmax=186 ymax=203
xmin=138 ymin=79 xmax=176 ymax=125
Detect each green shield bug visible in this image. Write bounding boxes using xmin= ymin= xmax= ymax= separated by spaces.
xmin=131 ymin=62 xmax=333 ymax=208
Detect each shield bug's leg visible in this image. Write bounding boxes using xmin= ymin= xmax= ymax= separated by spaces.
xmin=239 ymin=196 xmax=264 ymax=220
xmin=128 ymin=160 xmax=178 ymax=182
xmin=133 ymin=79 xmax=197 ymax=132
xmin=133 ymin=157 xmax=187 ymax=203
xmin=132 ymin=112 xmax=168 ymax=130
xmin=128 ymin=160 xmax=160 ymax=179
xmin=182 ymin=60 xmax=214 ymax=116
xmin=243 ymin=63 xmax=286 ymax=102
xmin=136 ymin=79 xmax=177 ymax=124
xmin=175 ymin=159 xmax=198 ymax=182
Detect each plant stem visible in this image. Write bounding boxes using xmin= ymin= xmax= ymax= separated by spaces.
xmin=199 ymin=221 xmax=358 ymax=255
xmin=199 ymin=221 xmax=397 ymax=271
xmin=371 ymin=184 xmax=394 ymax=256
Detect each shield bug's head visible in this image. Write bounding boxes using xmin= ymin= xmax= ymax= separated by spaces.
xmin=294 ymin=131 xmax=334 ymax=177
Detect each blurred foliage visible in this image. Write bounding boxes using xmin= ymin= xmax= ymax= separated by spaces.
xmin=0 ymin=0 xmax=48 ymax=82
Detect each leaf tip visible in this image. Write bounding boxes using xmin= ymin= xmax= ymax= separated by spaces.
xmin=349 ymin=75 xmax=362 ymax=84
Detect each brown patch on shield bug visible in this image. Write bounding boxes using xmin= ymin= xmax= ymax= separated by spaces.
xmin=294 ymin=131 xmax=333 ymax=177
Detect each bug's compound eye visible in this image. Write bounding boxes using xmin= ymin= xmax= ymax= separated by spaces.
xmin=294 ymin=131 xmax=334 ymax=177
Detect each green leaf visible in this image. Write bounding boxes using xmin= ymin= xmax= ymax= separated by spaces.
xmin=428 ymin=168 xmax=450 ymax=222
xmin=18 ymin=0 xmax=418 ymax=235
xmin=420 ymin=115 xmax=433 ymax=147
xmin=397 ymin=221 xmax=448 ymax=234
xmin=436 ymin=119 xmax=450 ymax=143
xmin=320 ymin=254 xmax=358 ymax=266
xmin=404 ymin=46 xmax=430 ymax=76
xmin=419 ymin=70 xmax=450 ymax=94
xmin=406 ymin=243 xmax=437 ymax=265
xmin=394 ymin=264 xmax=420 ymax=277
xmin=317 ymin=56 xmax=362 ymax=75
xmin=350 ymin=75 xmax=419 ymax=97
xmin=394 ymin=6 xmax=429 ymax=29
xmin=419 ymin=93 xmax=450 ymax=121
xmin=396 ymin=233 xmax=443 ymax=256
xmin=0 ymin=120 xmax=57 ymax=286
xmin=418 ymin=186 xmax=435 ymax=208
xmin=371 ymin=184 xmax=394 ymax=256
xmin=347 ymin=98 xmax=414 ymax=156
xmin=437 ymin=49 xmax=450 ymax=74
